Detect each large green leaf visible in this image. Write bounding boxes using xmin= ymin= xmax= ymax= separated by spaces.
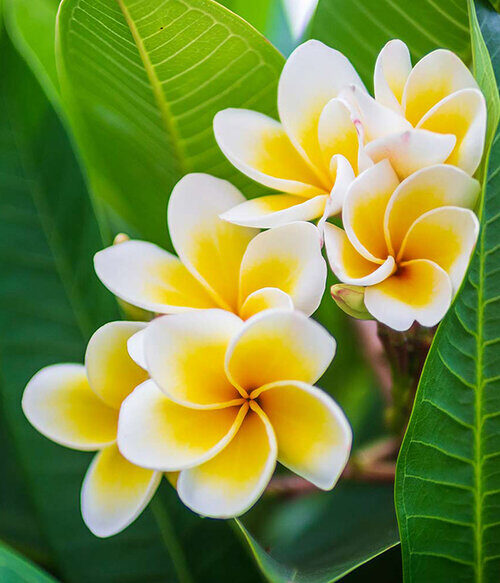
xmin=309 ymin=0 xmax=471 ymax=89
xmin=395 ymin=2 xmax=500 ymax=581
xmin=0 ymin=542 xmax=59 ymax=583
xmin=56 ymin=0 xmax=285 ymax=245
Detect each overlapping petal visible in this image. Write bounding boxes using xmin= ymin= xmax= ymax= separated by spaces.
xmin=144 ymin=310 xmax=245 ymax=406
xmin=343 ymin=160 xmax=399 ymax=262
xmin=177 ymin=405 xmax=277 ymax=518
xmin=256 ymin=381 xmax=351 ymax=489
xmin=81 ymin=444 xmax=161 ymax=537
xmin=94 ymin=240 xmax=217 ymax=313
xmin=85 ymin=321 xmax=148 ymax=409
xmin=220 ymin=194 xmax=329 ymax=228
xmin=399 ymin=206 xmax=479 ymax=291
xmin=239 ymin=288 xmax=293 ymax=321
xmin=374 ymin=39 xmax=411 ymax=113
xmin=278 ymin=40 xmax=365 ymax=180
xmin=22 ymin=364 xmax=117 ymax=451
xmin=118 ymin=380 xmax=247 ymax=471
xmin=384 ymin=164 xmax=480 ymax=256
xmin=225 ymin=309 xmax=335 ymax=393
xmin=213 ymin=109 xmax=325 ymax=196
xmin=168 ymin=174 xmax=258 ymax=312
xmin=239 ymin=222 xmax=326 ymax=316
xmin=324 ymin=223 xmax=395 ymax=286
xmin=364 ymin=259 xmax=452 ymax=331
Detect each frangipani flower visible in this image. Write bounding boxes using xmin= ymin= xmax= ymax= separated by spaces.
xmin=118 ymin=309 xmax=352 ymax=518
xmin=95 ymin=173 xmax=325 ymax=319
xmin=22 ymin=322 xmax=161 ymax=537
xmin=324 ymin=161 xmax=480 ymax=331
xmin=213 ymin=40 xmax=372 ymax=228
xmin=346 ymin=39 xmax=486 ymax=179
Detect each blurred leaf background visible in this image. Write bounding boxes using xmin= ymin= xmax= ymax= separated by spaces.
xmin=0 ymin=0 xmax=497 ymax=582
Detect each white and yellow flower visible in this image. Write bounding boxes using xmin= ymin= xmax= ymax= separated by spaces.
xmin=118 ymin=309 xmax=351 ymax=518
xmin=22 ymin=322 xmax=161 ymax=537
xmin=324 ymin=161 xmax=480 ymax=331
xmin=94 ymin=173 xmax=326 ymax=319
xmin=213 ymin=40 xmax=372 ymax=227
xmin=346 ymin=39 xmax=487 ymax=179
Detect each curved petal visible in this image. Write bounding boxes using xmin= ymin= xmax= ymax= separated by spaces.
xmin=144 ymin=310 xmax=244 ymax=407
xmin=318 ymin=156 xmax=356 ymax=231
xmin=225 ymin=309 xmax=335 ymax=393
xmin=239 ymin=288 xmax=293 ymax=320
xmin=374 ymin=39 xmax=412 ymax=113
xmin=239 ymin=222 xmax=327 ymax=316
xmin=318 ymin=98 xmax=360 ymax=174
xmin=213 ymin=109 xmax=325 ymax=195
xmin=85 ymin=321 xmax=148 ymax=409
xmin=127 ymin=328 xmax=147 ymax=370
xmin=399 ymin=206 xmax=479 ymax=291
xmin=221 ymin=194 xmax=328 ymax=229
xmin=118 ymin=380 xmax=248 ymax=471
xmin=417 ymin=88 xmax=487 ymax=175
xmin=177 ymin=404 xmax=277 ymax=518
xmin=343 ymin=160 xmax=399 ymax=262
xmin=278 ymin=40 xmax=365 ymax=180
xmin=403 ymin=49 xmax=479 ymax=126
xmin=22 ymin=364 xmax=117 ymax=451
xmin=346 ymin=85 xmax=412 ymax=142
xmin=384 ymin=164 xmax=480 ymax=256
xmin=81 ymin=444 xmax=161 ymax=538
xmin=255 ymin=381 xmax=352 ymax=489
xmin=365 ymin=129 xmax=456 ymax=180
xmin=168 ymin=174 xmax=257 ymax=312
xmin=324 ymin=223 xmax=395 ymax=286
xmin=94 ymin=241 xmax=217 ymax=314
xmin=364 ymin=259 xmax=453 ymax=331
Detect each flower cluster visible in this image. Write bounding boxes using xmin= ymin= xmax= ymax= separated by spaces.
xmin=23 ymin=38 xmax=485 ymax=537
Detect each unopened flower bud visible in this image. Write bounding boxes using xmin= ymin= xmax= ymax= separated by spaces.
xmin=331 ymin=284 xmax=372 ymax=320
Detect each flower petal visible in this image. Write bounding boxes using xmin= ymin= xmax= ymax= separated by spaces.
xmin=144 ymin=310 xmax=244 ymax=407
xmin=22 ymin=364 xmax=117 ymax=451
xmin=220 ymin=194 xmax=328 ymax=229
xmin=118 ymin=380 xmax=248 ymax=471
xmin=364 ymin=259 xmax=452 ymax=331
xmin=168 ymin=174 xmax=258 ymax=312
xmin=403 ymin=49 xmax=479 ymax=126
xmin=399 ymin=206 xmax=479 ymax=291
xmin=374 ymin=39 xmax=412 ymax=113
xmin=256 ymin=381 xmax=351 ymax=489
xmin=239 ymin=222 xmax=326 ymax=316
xmin=127 ymin=328 xmax=147 ymax=370
xmin=81 ymin=444 xmax=161 ymax=537
xmin=213 ymin=109 xmax=325 ymax=195
xmin=346 ymin=85 xmax=412 ymax=142
xmin=417 ymin=88 xmax=487 ymax=175
xmin=94 ymin=240 xmax=217 ymax=313
xmin=239 ymin=287 xmax=293 ymax=320
xmin=318 ymin=98 xmax=360 ymax=173
xmin=324 ymin=223 xmax=395 ymax=286
xmin=177 ymin=404 xmax=277 ymax=518
xmin=343 ymin=160 xmax=399 ymax=262
xmin=85 ymin=321 xmax=148 ymax=409
xmin=225 ymin=309 xmax=335 ymax=392
xmin=365 ymin=129 xmax=456 ymax=180
xmin=384 ymin=164 xmax=480 ymax=256
xmin=318 ymin=156 xmax=357 ymax=232
xmin=278 ymin=40 xmax=365 ymax=179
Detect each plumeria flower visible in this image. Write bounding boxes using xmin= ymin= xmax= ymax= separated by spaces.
xmin=344 ymin=39 xmax=486 ymax=180
xmin=95 ymin=173 xmax=326 ymax=320
xmin=213 ymin=40 xmax=373 ymax=228
xmin=324 ymin=161 xmax=480 ymax=331
xmin=118 ymin=308 xmax=351 ymax=518
xmin=22 ymin=322 xmax=160 ymax=537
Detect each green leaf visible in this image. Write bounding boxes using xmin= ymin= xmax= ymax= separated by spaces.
xmin=0 ymin=542 xmax=59 ymax=583
xmin=395 ymin=2 xmax=500 ymax=581
xmin=56 ymin=0 xmax=285 ymax=246
xmin=237 ymin=483 xmax=399 ymax=583
xmin=308 ymin=0 xmax=471 ymax=89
